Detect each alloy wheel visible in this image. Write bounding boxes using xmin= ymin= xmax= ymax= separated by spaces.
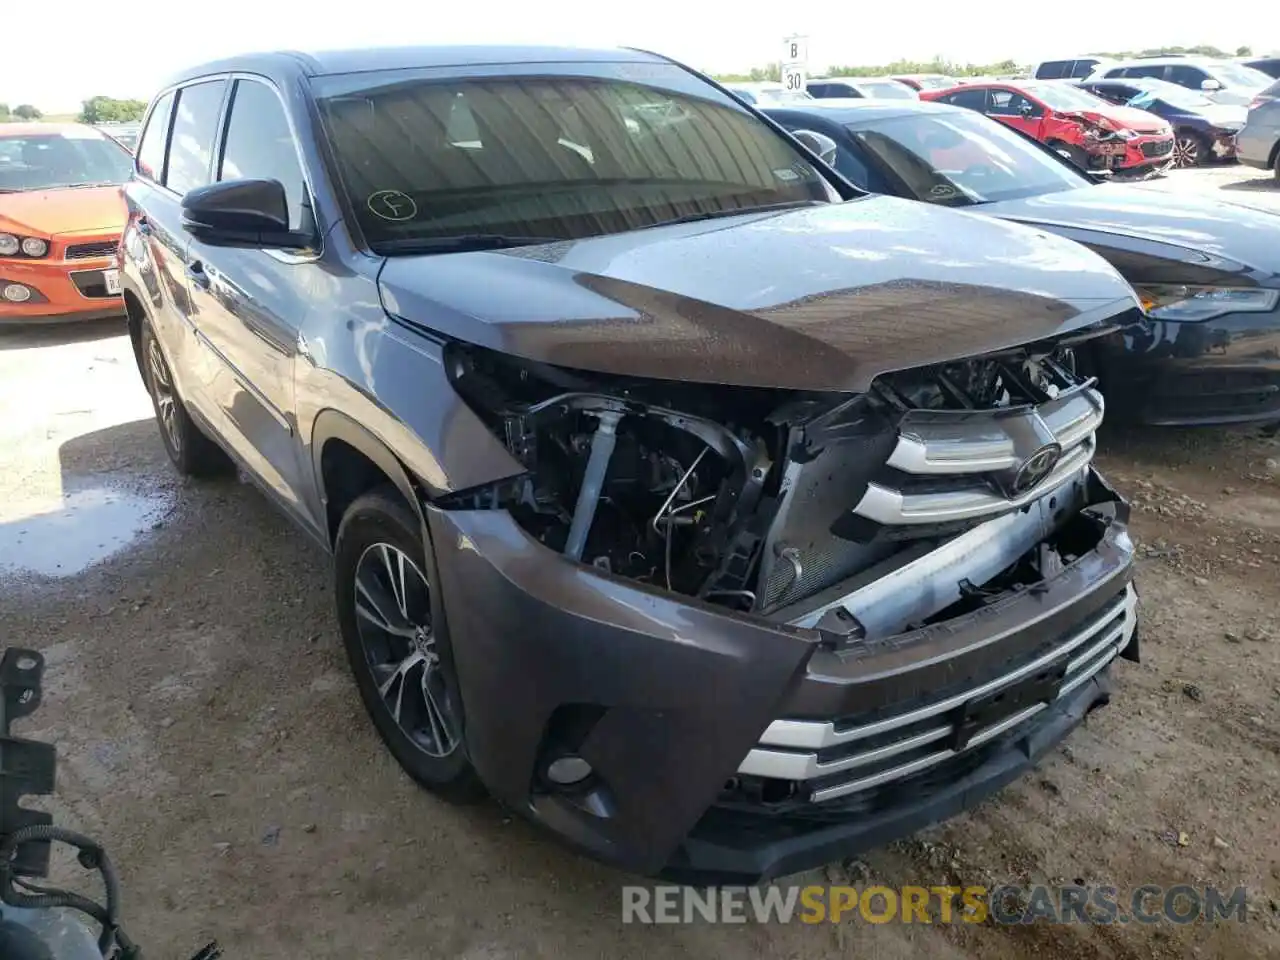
xmin=352 ymin=542 xmax=460 ymax=758
xmin=1172 ymin=136 xmax=1201 ymax=168
xmin=147 ymin=338 xmax=181 ymax=454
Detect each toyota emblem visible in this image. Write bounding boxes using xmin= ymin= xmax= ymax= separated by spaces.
xmin=1012 ymin=444 xmax=1062 ymax=494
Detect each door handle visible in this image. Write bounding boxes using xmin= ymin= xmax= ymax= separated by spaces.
xmin=185 ymin=260 xmax=211 ymax=290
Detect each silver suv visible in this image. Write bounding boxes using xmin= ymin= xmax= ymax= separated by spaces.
xmin=1238 ymin=79 xmax=1280 ymax=178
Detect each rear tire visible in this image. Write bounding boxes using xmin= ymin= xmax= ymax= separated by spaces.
xmin=140 ymin=320 xmax=233 ymax=478
xmin=334 ymin=486 xmax=485 ymax=803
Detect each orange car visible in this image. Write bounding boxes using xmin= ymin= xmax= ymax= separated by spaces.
xmin=0 ymin=123 xmax=133 ymax=323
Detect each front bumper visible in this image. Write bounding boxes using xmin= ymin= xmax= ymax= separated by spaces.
xmin=1115 ymin=134 xmax=1175 ymax=172
xmin=0 ymin=251 xmax=123 ymax=323
xmin=1094 ymin=308 xmax=1280 ymax=425
xmin=427 ymin=470 xmax=1136 ymax=882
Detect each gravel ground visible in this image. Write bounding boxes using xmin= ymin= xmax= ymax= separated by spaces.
xmin=1 ymin=167 xmax=1279 ymax=959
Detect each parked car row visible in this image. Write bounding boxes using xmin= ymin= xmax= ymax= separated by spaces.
xmin=2 ymin=43 xmax=1278 ymax=887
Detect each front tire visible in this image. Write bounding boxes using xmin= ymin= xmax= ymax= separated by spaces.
xmin=1172 ymin=131 xmax=1207 ymax=168
xmin=140 ymin=320 xmax=233 ymax=477
xmin=334 ymin=487 xmax=484 ymax=802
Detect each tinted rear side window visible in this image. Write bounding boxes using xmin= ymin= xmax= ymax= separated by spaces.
xmin=218 ymin=79 xmax=307 ymax=229
xmin=945 ymin=88 xmax=989 ymax=110
xmin=1069 ymin=60 xmax=1098 ymax=78
xmin=136 ymin=91 xmax=174 ymax=182
xmin=166 ymin=79 xmax=227 ymax=195
xmin=1036 ymin=61 xmax=1068 ymax=80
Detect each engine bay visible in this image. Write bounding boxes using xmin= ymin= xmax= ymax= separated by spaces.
xmin=443 ymin=339 xmax=1099 ymax=621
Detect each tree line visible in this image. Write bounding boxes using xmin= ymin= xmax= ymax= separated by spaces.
xmin=0 ymin=103 xmax=44 ymax=121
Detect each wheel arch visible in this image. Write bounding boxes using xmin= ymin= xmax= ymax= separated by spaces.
xmin=312 ymin=409 xmax=423 ymax=546
xmin=121 ymin=286 xmax=148 ymax=381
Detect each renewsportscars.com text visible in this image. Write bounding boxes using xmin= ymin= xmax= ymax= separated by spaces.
xmin=621 ymin=884 xmax=1248 ymax=925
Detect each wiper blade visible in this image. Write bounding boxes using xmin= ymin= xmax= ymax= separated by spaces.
xmin=56 ymin=181 xmax=118 ymax=190
xmin=373 ymin=234 xmax=560 ymax=255
xmin=645 ymin=200 xmax=822 ymax=230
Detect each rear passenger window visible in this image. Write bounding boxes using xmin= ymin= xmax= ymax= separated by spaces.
xmin=165 ymin=79 xmax=227 ymax=196
xmin=1168 ymin=65 xmax=1209 ymax=88
xmin=135 ymin=91 xmax=174 ymax=182
xmin=218 ymin=79 xmax=307 ymax=229
xmin=1069 ymin=61 xmax=1096 ymax=78
xmin=945 ymin=89 xmax=989 ymax=110
xmin=1127 ymin=65 xmax=1166 ymax=79
xmin=1036 ymin=61 xmax=1067 ymax=80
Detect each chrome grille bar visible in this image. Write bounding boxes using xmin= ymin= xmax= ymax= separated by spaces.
xmin=854 ymin=439 xmax=1095 ymax=526
xmin=885 ymin=388 xmax=1103 ymax=476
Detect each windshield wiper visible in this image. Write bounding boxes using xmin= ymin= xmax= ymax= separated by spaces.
xmin=56 ymin=181 xmax=120 ymax=190
xmin=372 ymin=234 xmax=562 ymax=255
xmin=644 ymin=199 xmax=823 ymax=231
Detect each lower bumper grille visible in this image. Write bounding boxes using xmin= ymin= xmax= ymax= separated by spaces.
xmin=738 ymin=583 xmax=1137 ymax=803
xmin=1141 ymin=139 xmax=1173 ymax=158
xmin=69 ymin=269 xmax=115 ymax=299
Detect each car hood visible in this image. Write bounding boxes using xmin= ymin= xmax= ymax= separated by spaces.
xmin=1076 ymin=104 xmax=1169 ymax=133
xmin=982 ymin=183 xmax=1280 ymax=287
xmin=378 ymin=195 xmax=1138 ymax=392
xmin=0 ymin=185 xmax=126 ymax=238
xmin=1195 ymin=102 xmax=1248 ymax=128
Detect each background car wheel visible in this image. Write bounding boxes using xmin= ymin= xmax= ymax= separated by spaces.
xmin=140 ymin=321 xmax=233 ymax=477
xmin=334 ymin=486 xmax=484 ymax=803
xmin=1172 ymin=131 xmax=1206 ymax=168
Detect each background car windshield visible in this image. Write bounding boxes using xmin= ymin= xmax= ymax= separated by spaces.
xmin=0 ymin=130 xmax=133 ymax=192
xmin=1211 ymin=62 xmax=1271 ymax=87
xmin=846 ymin=111 xmax=1088 ymax=206
xmin=858 ymin=81 xmax=916 ymax=100
xmin=1022 ymin=83 xmax=1109 ymax=112
xmin=1128 ymin=82 xmax=1213 ymax=110
xmin=317 ymin=68 xmax=833 ymax=249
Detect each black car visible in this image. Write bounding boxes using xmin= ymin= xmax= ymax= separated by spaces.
xmin=1076 ymin=77 xmax=1246 ymax=166
xmin=1245 ymin=57 xmax=1280 ymax=79
xmin=119 ymin=45 xmax=1142 ymax=883
xmin=764 ymin=98 xmax=1280 ymax=426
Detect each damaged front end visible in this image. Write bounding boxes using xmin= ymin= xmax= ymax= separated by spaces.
xmin=432 ymin=335 xmax=1137 ymax=881
xmin=444 ymin=338 xmax=1112 ymax=622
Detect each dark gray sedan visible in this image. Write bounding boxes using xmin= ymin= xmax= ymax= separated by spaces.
xmin=765 ymin=98 xmax=1280 ymax=425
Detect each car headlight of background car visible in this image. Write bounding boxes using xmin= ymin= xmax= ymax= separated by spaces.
xmin=0 ymin=233 xmax=50 ymax=258
xmin=1137 ymin=284 xmax=1280 ymax=322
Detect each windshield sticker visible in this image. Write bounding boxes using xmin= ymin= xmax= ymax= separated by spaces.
xmin=773 ymin=168 xmax=800 ymax=181
xmin=367 ymin=190 xmax=417 ymax=221
xmin=930 ymin=184 xmax=959 ymax=200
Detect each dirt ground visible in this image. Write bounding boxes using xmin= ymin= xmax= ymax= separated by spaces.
xmin=1 ymin=166 xmax=1279 ymax=959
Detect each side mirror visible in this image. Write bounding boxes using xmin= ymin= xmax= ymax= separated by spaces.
xmin=792 ymin=129 xmax=839 ymax=167
xmin=1200 ymin=78 xmax=1223 ymax=91
xmin=181 ymin=179 xmax=311 ymax=250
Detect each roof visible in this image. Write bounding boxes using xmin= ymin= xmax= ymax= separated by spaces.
xmin=761 ymin=98 xmax=958 ymax=123
xmin=0 ymin=122 xmax=101 ymax=138
xmin=165 ymin=44 xmax=665 ymax=87
xmin=1104 ymin=55 xmax=1222 ymax=67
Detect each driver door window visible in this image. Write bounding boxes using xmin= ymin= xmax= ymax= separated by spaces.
xmin=987 ymin=91 xmax=1040 ymax=117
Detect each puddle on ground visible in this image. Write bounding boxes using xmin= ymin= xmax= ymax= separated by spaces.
xmin=0 ymin=484 xmax=173 ymax=578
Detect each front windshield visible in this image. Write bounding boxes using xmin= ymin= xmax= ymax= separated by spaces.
xmin=1021 ymin=82 xmax=1110 ymax=112
xmin=316 ymin=65 xmax=836 ymax=251
xmin=0 ymin=129 xmax=133 ymax=192
xmin=1210 ymin=62 xmax=1271 ymax=88
xmin=858 ymin=81 xmax=917 ymax=100
xmin=845 ymin=110 xmax=1089 ymax=206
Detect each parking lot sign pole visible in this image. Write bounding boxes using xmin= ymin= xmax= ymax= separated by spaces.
xmin=782 ymin=35 xmax=808 ymax=95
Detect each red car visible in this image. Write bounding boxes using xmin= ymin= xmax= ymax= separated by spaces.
xmin=922 ymin=80 xmax=1175 ymax=174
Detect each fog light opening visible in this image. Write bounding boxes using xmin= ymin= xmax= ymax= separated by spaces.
xmin=545 ymin=755 xmax=593 ymax=786
xmin=2 ymin=283 xmax=33 ymax=303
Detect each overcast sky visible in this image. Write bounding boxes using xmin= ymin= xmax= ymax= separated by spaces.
xmin=6 ymin=0 xmax=1278 ymax=113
